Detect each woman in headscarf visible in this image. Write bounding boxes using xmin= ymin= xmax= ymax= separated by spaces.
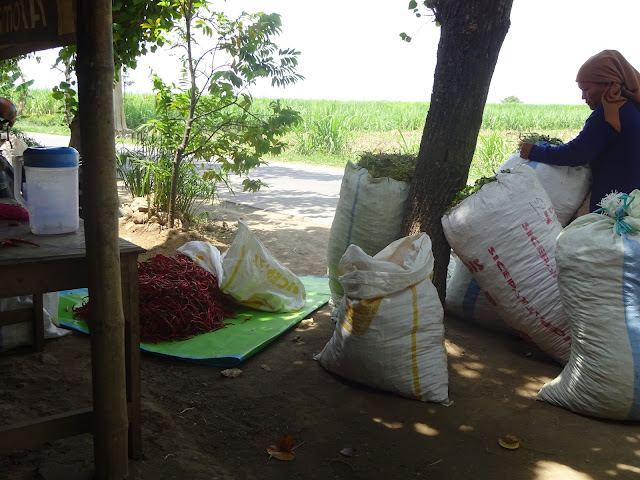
xmin=520 ymin=50 xmax=640 ymax=213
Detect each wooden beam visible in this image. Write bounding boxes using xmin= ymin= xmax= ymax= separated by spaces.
xmin=0 ymin=409 xmax=93 ymax=453
xmin=76 ymin=0 xmax=129 ymax=477
xmin=0 ymin=0 xmax=76 ymax=60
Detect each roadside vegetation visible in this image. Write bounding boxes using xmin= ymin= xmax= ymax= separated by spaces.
xmin=17 ymin=86 xmax=587 ymax=227
xmin=17 ymin=88 xmax=587 ymax=183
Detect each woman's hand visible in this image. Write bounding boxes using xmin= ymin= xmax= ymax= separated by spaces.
xmin=519 ymin=142 xmax=534 ymax=159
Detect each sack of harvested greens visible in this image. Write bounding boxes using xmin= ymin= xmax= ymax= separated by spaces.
xmin=538 ymin=191 xmax=640 ymax=420
xmin=327 ymin=160 xmax=410 ymax=310
xmin=500 ymin=153 xmax=591 ymax=226
xmin=442 ymin=164 xmax=571 ymax=364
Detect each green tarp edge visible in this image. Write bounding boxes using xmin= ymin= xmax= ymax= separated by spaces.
xmin=58 ymin=276 xmax=331 ymax=367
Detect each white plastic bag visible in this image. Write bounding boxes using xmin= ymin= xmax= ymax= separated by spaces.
xmin=0 ymin=292 xmax=69 ymax=352
xmin=177 ymin=240 xmax=224 ymax=281
xmin=442 ymin=164 xmax=571 ymax=364
xmin=327 ymin=161 xmax=409 ymax=308
xmin=220 ymin=221 xmax=306 ymax=312
xmin=316 ymin=233 xmax=450 ymax=404
xmin=500 ymin=153 xmax=591 ymax=226
xmin=538 ymin=191 xmax=640 ymax=420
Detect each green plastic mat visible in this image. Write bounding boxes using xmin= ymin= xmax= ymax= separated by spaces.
xmin=58 ymin=276 xmax=330 ymax=367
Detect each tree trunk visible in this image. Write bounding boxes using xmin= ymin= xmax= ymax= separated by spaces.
xmin=168 ymin=1 xmax=196 ymax=229
xmin=69 ymin=112 xmax=81 ymax=153
xmin=69 ymin=112 xmax=83 ymax=218
xmin=64 ymin=60 xmax=74 ymax=128
xmin=401 ymin=0 xmax=513 ymax=303
xmin=76 ymin=0 xmax=130 ymax=477
xmin=114 ymin=67 xmax=128 ymax=135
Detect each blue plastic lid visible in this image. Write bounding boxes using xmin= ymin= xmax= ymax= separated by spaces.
xmin=23 ymin=147 xmax=79 ymax=168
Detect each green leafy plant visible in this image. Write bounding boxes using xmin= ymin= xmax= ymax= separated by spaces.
xmin=396 ymin=130 xmax=420 ymax=155
xmin=116 ymin=153 xmax=152 ymax=198
xmin=520 ymin=132 xmax=564 ymax=146
xmin=308 ymin=114 xmax=353 ymax=154
xmin=449 ymin=174 xmax=497 ymax=209
xmin=117 ymin=127 xmax=217 ymax=226
xmin=145 ymin=1 xmax=303 ymax=227
xmin=0 ymin=56 xmax=35 ymax=117
xmin=501 ymin=96 xmax=522 ymax=104
xmin=356 ymin=152 xmax=417 ymax=183
xmin=473 ymin=130 xmax=509 ymax=173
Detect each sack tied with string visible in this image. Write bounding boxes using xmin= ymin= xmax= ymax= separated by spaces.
xmin=538 ymin=191 xmax=640 ymax=420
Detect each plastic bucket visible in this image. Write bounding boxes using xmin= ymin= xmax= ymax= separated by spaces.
xmin=14 ymin=147 xmax=79 ymax=235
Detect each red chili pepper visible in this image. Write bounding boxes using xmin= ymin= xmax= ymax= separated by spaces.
xmin=73 ymin=253 xmax=235 ymax=343
xmin=0 ymin=238 xmax=39 ymax=248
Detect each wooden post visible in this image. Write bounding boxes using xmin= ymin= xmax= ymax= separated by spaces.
xmin=75 ymin=0 xmax=130 ymax=478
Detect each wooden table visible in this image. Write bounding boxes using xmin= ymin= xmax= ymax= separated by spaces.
xmin=0 ymin=219 xmax=145 ymax=458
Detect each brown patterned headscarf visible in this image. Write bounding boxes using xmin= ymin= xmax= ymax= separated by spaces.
xmin=576 ymin=50 xmax=640 ymax=133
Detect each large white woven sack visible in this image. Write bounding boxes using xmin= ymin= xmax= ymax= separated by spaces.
xmin=316 ymin=233 xmax=450 ymax=404
xmin=327 ymin=161 xmax=409 ymax=308
xmin=445 ymin=255 xmax=509 ymax=333
xmin=538 ymin=191 xmax=640 ymax=420
xmin=500 ymin=153 xmax=591 ymax=226
xmin=442 ymin=164 xmax=571 ymax=364
xmin=219 ymin=221 xmax=306 ymax=312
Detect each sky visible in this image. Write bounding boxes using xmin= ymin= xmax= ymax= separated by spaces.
xmin=18 ymin=0 xmax=640 ymax=105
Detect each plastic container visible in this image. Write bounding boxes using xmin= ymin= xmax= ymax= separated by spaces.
xmin=14 ymin=147 xmax=79 ymax=235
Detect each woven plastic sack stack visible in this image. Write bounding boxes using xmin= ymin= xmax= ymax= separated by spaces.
xmin=445 ymin=255 xmax=509 ymax=333
xmin=327 ymin=161 xmax=409 ymax=309
xmin=500 ymin=153 xmax=591 ymax=226
xmin=442 ymin=164 xmax=571 ymax=364
xmin=444 ymin=154 xmax=590 ymax=327
xmin=537 ymin=191 xmax=640 ymax=420
xmin=316 ymin=233 xmax=450 ymax=404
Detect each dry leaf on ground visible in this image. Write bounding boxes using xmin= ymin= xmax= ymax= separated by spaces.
xmin=266 ymin=434 xmax=296 ymax=461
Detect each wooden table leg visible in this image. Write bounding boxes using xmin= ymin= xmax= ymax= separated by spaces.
xmin=33 ymin=293 xmax=44 ymax=352
xmin=120 ymin=253 xmax=141 ymax=459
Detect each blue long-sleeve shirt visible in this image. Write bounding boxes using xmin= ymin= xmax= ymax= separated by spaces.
xmin=529 ymin=102 xmax=640 ymax=211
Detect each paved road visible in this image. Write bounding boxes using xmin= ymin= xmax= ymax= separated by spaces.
xmin=24 ymin=132 xmax=343 ymax=225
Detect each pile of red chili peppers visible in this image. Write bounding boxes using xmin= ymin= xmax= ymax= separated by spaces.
xmin=74 ymin=253 xmax=236 ymax=343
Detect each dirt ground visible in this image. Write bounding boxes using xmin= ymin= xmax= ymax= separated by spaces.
xmin=1 ymin=197 xmax=639 ymax=480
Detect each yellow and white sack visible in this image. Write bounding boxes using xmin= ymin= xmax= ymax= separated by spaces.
xmin=500 ymin=153 xmax=591 ymax=226
xmin=442 ymin=164 xmax=571 ymax=364
xmin=316 ymin=233 xmax=450 ymax=404
xmin=538 ymin=191 xmax=640 ymax=420
xmin=220 ymin=221 xmax=306 ymax=312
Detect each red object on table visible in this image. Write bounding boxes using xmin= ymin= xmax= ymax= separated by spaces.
xmin=0 ymin=203 xmax=28 ymax=221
